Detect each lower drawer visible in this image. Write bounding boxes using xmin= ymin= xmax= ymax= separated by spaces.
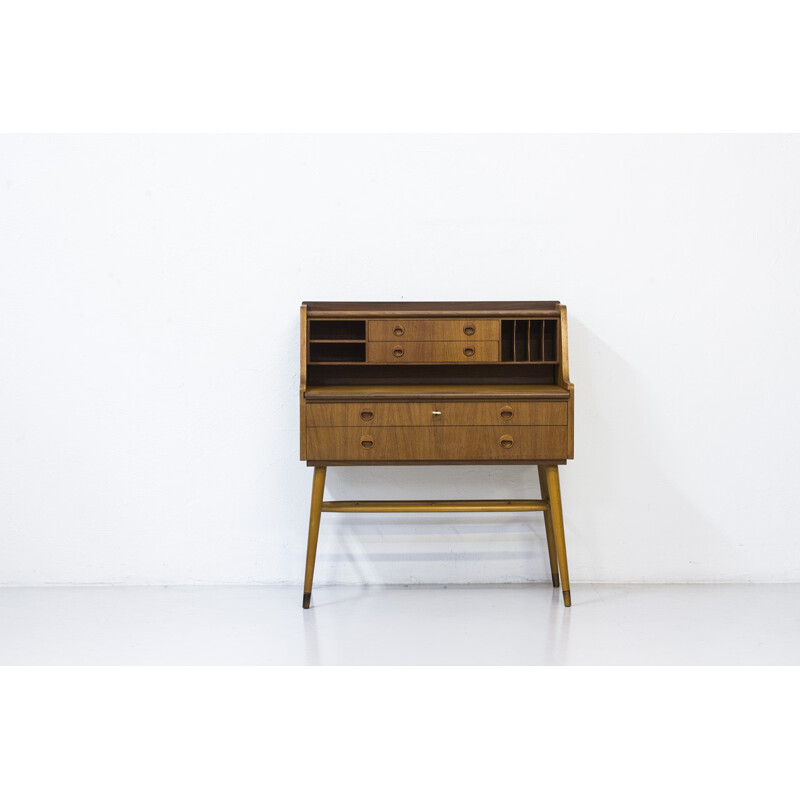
xmin=306 ymin=400 xmax=567 ymax=427
xmin=367 ymin=340 xmax=499 ymax=363
xmin=306 ymin=425 xmax=568 ymax=461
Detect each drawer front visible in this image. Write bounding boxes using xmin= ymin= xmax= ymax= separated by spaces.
xmin=367 ymin=340 xmax=499 ymax=363
xmin=306 ymin=401 xmax=567 ymax=427
xmin=368 ymin=319 xmax=500 ymax=342
xmin=306 ymin=425 xmax=568 ymax=461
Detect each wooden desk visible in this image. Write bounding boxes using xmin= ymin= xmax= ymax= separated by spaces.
xmin=299 ymin=301 xmax=574 ymax=607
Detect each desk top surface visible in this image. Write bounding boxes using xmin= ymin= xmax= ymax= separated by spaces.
xmin=304 ymin=383 xmax=570 ymax=401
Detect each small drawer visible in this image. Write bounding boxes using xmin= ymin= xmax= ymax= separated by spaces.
xmin=306 ymin=425 xmax=569 ymax=461
xmin=367 ymin=340 xmax=499 ymax=363
xmin=306 ymin=401 xmax=567 ymax=427
xmin=368 ymin=319 xmax=500 ymax=342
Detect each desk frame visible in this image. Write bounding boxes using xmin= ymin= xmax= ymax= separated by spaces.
xmin=302 ymin=463 xmax=571 ymax=608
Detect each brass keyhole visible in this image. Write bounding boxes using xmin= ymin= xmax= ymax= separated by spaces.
xmin=360 ymin=410 xmax=374 ymax=421
xmin=500 ymin=406 xmax=513 ymax=420
xmin=392 ymin=347 xmax=404 ymax=357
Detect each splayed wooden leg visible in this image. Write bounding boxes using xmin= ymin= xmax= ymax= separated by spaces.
xmin=538 ymin=465 xmax=560 ymax=587
xmin=302 ymin=466 xmax=327 ymax=609
xmin=544 ymin=465 xmax=571 ymax=607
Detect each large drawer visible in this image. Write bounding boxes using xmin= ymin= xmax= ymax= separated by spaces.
xmin=367 ymin=340 xmax=499 ymax=363
xmin=306 ymin=425 xmax=568 ymax=461
xmin=306 ymin=400 xmax=567 ymax=427
xmin=368 ymin=319 xmax=500 ymax=342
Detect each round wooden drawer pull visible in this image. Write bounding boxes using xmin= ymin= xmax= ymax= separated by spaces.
xmin=360 ymin=436 xmax=375 ymax=449
xmin=393 ymin=325 xmax=405 ymax=337
xmin=499 ymin=435 xmax=514 ymax=449
xmin=500 ymin=406 xmax=514 ymax=420
xmin=360 ymin=409 xmax=374 ymax=421
xmin=463 ymin=324 xmax=476 ymax=336
xmin=392 ymin=346 xmax=404 ymax=358
xmin=463 ymin=347 xmax=475 ymax=357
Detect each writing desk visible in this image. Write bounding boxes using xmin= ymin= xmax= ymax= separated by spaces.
xmin=299 ymin=301 xmax=574 ymax=608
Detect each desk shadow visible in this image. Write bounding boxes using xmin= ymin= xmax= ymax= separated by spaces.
xmin=301 ymin=583 xmax=577 ymax=666
xmin=562 ymin=316 xmax=733 ymax=582
xmin=544 ymin=587 xmax=573 ymax=665
xmin=319 ymin=470 xmax=553 ymax=585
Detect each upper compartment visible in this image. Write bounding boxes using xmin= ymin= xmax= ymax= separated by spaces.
xmin=309 ymin=319 xmax=366 ymax=340
xmin=302 ymin=302 xmax=566 ymax=384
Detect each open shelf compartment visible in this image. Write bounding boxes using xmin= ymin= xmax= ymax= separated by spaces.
xmin=309 ymin=342 xmax=366 ymax=363
xmin=307 ymin=318 xmax=367 ymax=363
xmin=309 ymin=319 xmax=366 ymax=341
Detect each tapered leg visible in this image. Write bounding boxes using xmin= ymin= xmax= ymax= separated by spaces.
xmin=544 ymin=465 xmax=571 ymax=607
xmin=303 ymin=466 xmax=327 ymax=609
xmin=538 ymin=465 xmax=560 ymax=587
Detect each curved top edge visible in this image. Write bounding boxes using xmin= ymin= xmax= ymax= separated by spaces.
xmin=302 ymin=301 xmax=562 ymax=318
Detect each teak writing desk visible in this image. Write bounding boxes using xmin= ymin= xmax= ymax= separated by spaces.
xmin=299 ymin=301 xmax=574 ymax=608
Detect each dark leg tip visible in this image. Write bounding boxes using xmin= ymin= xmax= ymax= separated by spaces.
xmin=563 ymin=589 xmax=571 ymax=607
xmin=302 ymin=592 xmax=311 ymax=609
xmin=552 ymin=572 xmax=560 ymax=588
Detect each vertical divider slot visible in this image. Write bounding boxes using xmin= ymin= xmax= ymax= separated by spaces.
xmin=527 ymin=319 xmax=544 ymax=363
xmin=525 ymin=320 xmax=531 ymax=361
xmin=514 ymin=319 xmax=527 ymax=362
xmin=512 ymin=320 xmax=518 ymax=361
xmin=501 ymin=320 xmax=514 ymax=361
xmin=540 ymin=319 xmax=545 ymax=361
xmin=543 ymin=319 xmax=558 ymax=361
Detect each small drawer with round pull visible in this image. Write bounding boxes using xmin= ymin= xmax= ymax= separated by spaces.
xmin=367 ymin=319 xmax=500 ymax=342
xmin=367 ymin=340 xmax=499 ymax=363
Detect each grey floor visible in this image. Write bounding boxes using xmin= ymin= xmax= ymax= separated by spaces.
xmin=1 ymin=583 xmax=798 ymax=665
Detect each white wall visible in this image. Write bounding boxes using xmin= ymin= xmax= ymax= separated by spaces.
xmin=2 ymin=134 xmax=799 ymax=585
